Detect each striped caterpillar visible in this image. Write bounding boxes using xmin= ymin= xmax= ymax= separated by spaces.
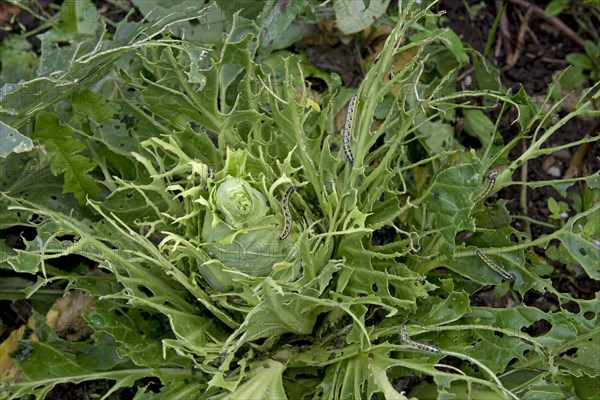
xmin=278 ymin=185 xmax=297 ymax=241
xmin=399 ymin=324 xmax=441 ymax=354
xmin=473 ymin=167 xmax=502 ymax=204
xmin=477 ymin=251 xmax=514 ymax=281
xmin=203 ymin=167 xmax=215 ymax=191
xmin=342 ymin=95 xmax=357 ymax=164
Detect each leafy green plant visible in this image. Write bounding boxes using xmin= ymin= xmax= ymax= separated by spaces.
xmin=542 ymin=0 xmax=600 ymax=90
xmin=545 ymin=0 xmax=600 ymax=17
xmin=561 ymin=39 xmax=600 ymax=89
xmin=1 ymin=1 xmax=599 ymax=399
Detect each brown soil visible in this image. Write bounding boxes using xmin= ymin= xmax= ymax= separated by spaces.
xmin=438 ymin=0 xmax=600 ymax=328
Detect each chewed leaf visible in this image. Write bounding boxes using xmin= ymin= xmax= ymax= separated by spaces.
xmin=0 ymin=121 xmax=34 ymax=158
xmin=424 ymin=163 xmax=480 ymax=252
xmin=557 ymin=230 xmax=600 ymax=280
xmin=221 ymin=359 xmax=287 ymax=400
xmin=444 ymin=247 xmax=524 ymax=285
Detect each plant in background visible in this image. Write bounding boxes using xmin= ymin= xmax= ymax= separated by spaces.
xmin=542 ymin=0 xmax=600 ymax=91
xmin=561 ymin=39 xmax=600 ymax=89
xmin=0 ymin=1 xmax=599 ymax=399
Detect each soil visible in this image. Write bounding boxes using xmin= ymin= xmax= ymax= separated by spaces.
xmin=1 ymin=1 xmax=598 ymax=398
xmin=437 ymin=0 xmax=600 ymax=340
xmin=440 ymin=0 xmax=597 ymax=232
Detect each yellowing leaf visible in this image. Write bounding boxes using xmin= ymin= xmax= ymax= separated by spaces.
xmin=0 ymin=315 xmax=36 ymax=382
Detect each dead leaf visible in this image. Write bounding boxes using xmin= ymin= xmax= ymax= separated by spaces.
xmin=46 ymin=290 xmax=96 ymax=341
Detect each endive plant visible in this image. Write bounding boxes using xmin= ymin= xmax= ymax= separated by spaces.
xmin=1 ymin=1 xmax=599 ymax=399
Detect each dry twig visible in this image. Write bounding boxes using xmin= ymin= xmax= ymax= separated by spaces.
xmin=496 ymin=0 xmax=514 ymax=64
xmin=508 ymin=0 xmax=585 ymax=48
xmin=507 ymin=7 xmax=534 ymax=67
xmin=563 ymin=122 xmax=599 ymax=179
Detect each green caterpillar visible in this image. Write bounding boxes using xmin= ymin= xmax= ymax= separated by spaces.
xmin=473 ymin=167 xmax=503 ymax=204
xmin=343 ymin=95 xmax=357 ymax=164
xmin=399 ymin=324 xmax=440 ymax=354
xmin=477 ymin=251 xmax=514 ymax=281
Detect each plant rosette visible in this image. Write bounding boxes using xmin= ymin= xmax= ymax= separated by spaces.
xmin=200 ymin=176 xmax=297 ymax=289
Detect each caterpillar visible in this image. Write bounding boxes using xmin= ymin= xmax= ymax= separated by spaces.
xmin=477 ymin=251 xmax=514 ymax=281
xmin=473 ymin=167 xmax=502 ymax=204
xmin=342 ymin=95 xmax=357 ymax=164
xmin=203 ymin=168 xmax=215 ymax=191
xmin=278 ymin=185 xmax=297 ymax=241
xmin=399 ymin=324 xmax=441 ymax=354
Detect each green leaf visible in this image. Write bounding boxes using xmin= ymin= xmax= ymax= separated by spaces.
xmin=71 ymin=90 xmax=118 ymax=124
xmin=472 ymin=52 xmax=502 ymax=93
xmin=7 ymin=250 xmax=44 ymax=274
xmin=545 ymin=0 xmax=571 ymax=17
xmin=131 ymin=0 xmax=230 ymax=44
xmin=520 ymin=381 xmax=571 ymax=400
xmin=7 ymin=335 xmax=164 ymax=400
xmin=0 ymin=121 xmax=34 ymax=158
xmin=131 ymin=0 xmax=205 ymax=19
xmin=418 ymin=120 xmax=455 ymax=153
xmin=0 ymin=161 xmax=82 ymax=233
xmin=583 ymin=39 xmax=600 ymax=59
xmin=556 ymin=230 xmax=600 ymax=280
xmin=334 ymin=0 xmax=391 ymax=34
xmin=100 ymin=189 xmax=162 ymax=222
xmin=511 ymin=85 xmax=538 ymax=130
xmin=425 ymin=289 xmax=471 ymax=325
xmin=225 ymin=278 xmax=326 ymax=352
xmin=17 ymin=340 xmax=94 ymax=379
xmin=559 ymin=66 xmax=586 ymax=89
xmin=462 ymin=109 xmax=497 ymax=150
xmin=566 ymin=53 xmax=594 ymax=70
xmin=84 ymin=303 xmax=190 ymax=368
xmin=0 ymin=36 xmax=38 ymax=84
xmin=223 ymin=359 xmax=287 ymax=400
xmin=440 ymin=29 xmax=469 ymax=66
xmin=1 ymin=33 xmax=111 ymax=125
xmin=172 ymin=125 xmax=220 ymax=168
xmin=572 ymin=375 xmax=600 ymax=400
xmin=582 ymin=0 xmax=600 ymax=8
xmin=90 ymin=119 xmax=142 ymax=156
xmin=456 ymin=305 xmax=579 ymax=374
xmin=553 ymin=327 xmax=600 ymax=378
xmin=547 ymin=198 xmax=569 ymax=220
xmin=54 ymin=0 xmax=99 ymax=36
xmin=32 ymin=112 xmax=99 ymax=204
xmin=256 ymin=0 xmax=308 ymax=59
xmin=424 ymin=162 xmax=479 ymax=252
